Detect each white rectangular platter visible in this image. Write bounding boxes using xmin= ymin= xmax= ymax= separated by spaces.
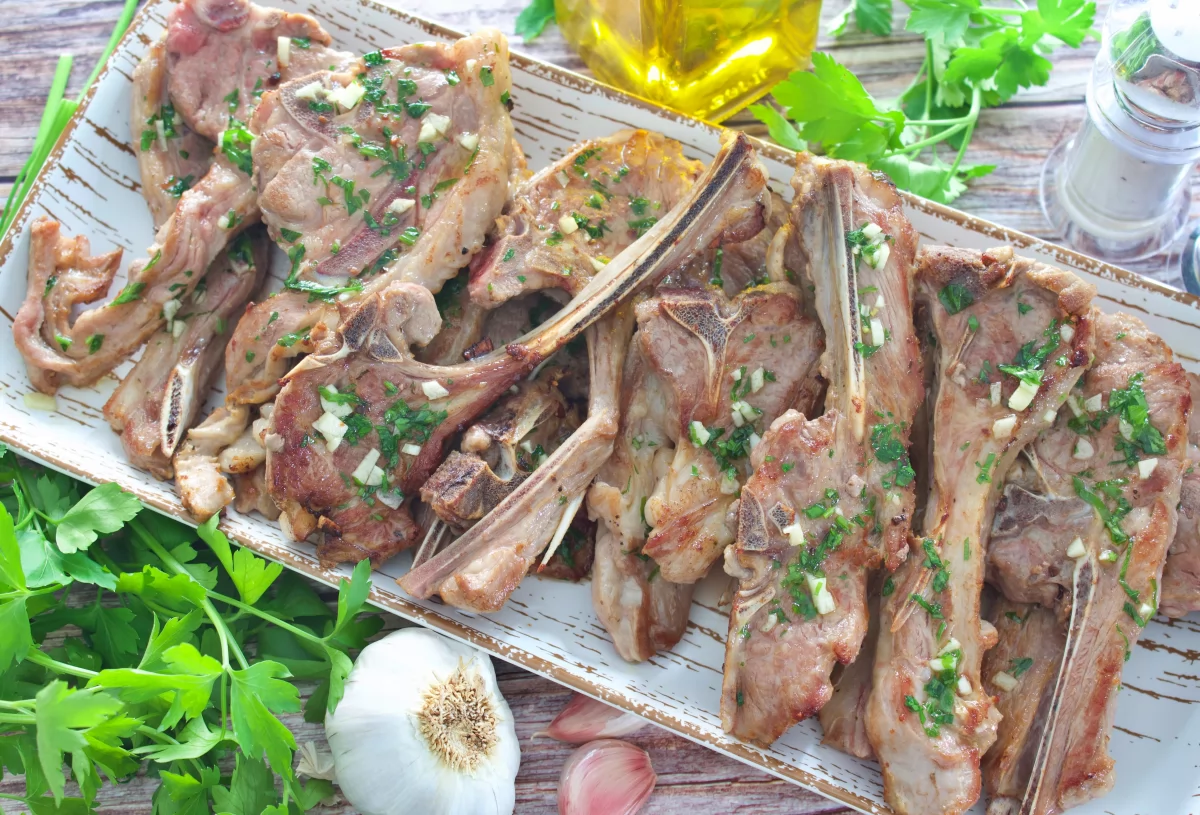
xmin=0 ymin=1 xmax=1197 ymax=813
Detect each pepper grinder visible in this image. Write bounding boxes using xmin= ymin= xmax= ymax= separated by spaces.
xmin=1039 ymin=0 xmax=1199 ymax=286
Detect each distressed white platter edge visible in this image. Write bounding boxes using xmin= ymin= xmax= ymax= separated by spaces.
xmin=0 ymin=1 xmax=1197 ymax=813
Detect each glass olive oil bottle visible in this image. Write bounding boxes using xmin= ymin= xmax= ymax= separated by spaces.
xmin=554 ymin=0 xmax=822 ymax=121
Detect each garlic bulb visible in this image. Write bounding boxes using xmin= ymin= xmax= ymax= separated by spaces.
xmin=558 ymin=739 xmax=656 ymax=815
xmin=537 ymin=694 xmax=647 ymax=743
xmin=325 ymin=628 xmax=520 ymax=815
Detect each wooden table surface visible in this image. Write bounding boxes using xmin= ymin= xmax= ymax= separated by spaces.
xmin=0 ymin=1 xmax=1192 ymax=813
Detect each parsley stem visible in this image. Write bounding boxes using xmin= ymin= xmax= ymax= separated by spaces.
xmin=0 ymin=699 xmax=34 ymax=712
xmin=135 ymin=725 xmax=208 ymax=776
xmin=0 ymin=715 xmax=36 ymax=727
xmin=26 ymin=648 xmax=98 ymax=679
xmin=893 ymin=119 xmax=973 ymax=156
xmin=923 ymin=40 xmax=934 ymax=140
xmin=945 ymin=88 xmax=983 ymax=180
xmin=130 ymin=520 xmax=250 ymax=671
xmin=206 ymin=588 xmax=327 ymax=647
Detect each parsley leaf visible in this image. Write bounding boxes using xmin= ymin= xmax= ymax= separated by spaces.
xmin=515 ymin=0 xmax=556 ymax=41
xmin=55 ymin=483 xmax=141 ymax=554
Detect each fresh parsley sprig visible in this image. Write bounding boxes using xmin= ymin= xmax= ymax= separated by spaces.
xmin=754 ymin=0 xmax=1097 ymax=204
xmin=0 ymin=445 xmax=379 ymax=814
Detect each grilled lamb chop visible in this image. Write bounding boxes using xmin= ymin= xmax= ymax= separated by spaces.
xmin=1160 ymin=371 xmax=1200 ymax=618
xmin=223 ymin=29 xmax=516 ymax=403
xmin=980 ymin=598 xmax=1066 ymax=809
xmin=865 ymin=246 xmax=1096 ymax=815
xmin=131 ymin=41 xmax=214 ymax=228
xmin=421 ymin=372 xmax=578 ymax=530
xmin=720 ymin=156 xmax=922 ymax=746
xmin=984 ymin=311 xmax=1190 ymax=815
xmin=103 ymin=42 xmax=266 ymax=479
xmin=172 ymin=29 xmax=518 ymax=520
xmin=13 ymin=156 xmax=259 ymax=393
xmin=587 ymin=266 xmax=820 ymax=660
xmin=165 ymin=0 xmax=350 ymax=143
xmin=588 ymin=314 xmax=694 ymax=662
xmin=640 ymin=284 xmax=823 ymax=584
xmin=404 ymin=130 xmax=766 ymax=613
xmin=267 ymin=133 xmax=768 ymax=567
xmin=468 ymin=129 xmax=704 ymax=307
xmin=12 ymin=0 xmax=350 ymax=394
xmin=104 ymin=233 xmax=269 ymax=477
xmin=401 ymin=312 xmax=630 ymax=609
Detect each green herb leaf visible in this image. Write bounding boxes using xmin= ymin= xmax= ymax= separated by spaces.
xmin=515 ymin=0 xmax=556 ymax=41
xmin=198 ymin=516 xmax=282 ymax=605
xmin=832 ymin=0 xmax=893 ymax=37
xmin=55 ymin=483 xmax=141 ymax=554
xmin=229 ymin=662 xmax=299 ymax=777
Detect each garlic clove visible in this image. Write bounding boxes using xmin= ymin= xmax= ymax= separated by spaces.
xmin=558 ymin=739 xmax=656 ymax=815
xmin=537 ymin=694 xmax=647 ymax=743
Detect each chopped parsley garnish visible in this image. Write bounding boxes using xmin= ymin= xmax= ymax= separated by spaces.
xmin=163 ymin=174 xmax=194 ymax=198
xmin=627 ymin=217 xmax=658 ymax=236
xmin=220 ymin=125 xmax=255 ymax=175
xmin=910 ymin=594 xmax=944 ymax=619
xmin=871 ymin=422 xmax=915 ymax=489
xmin=111 ymin=281 xmax=145 ymax=306
xmin=1073 ymin=476 xmax=1132 ymax=545
xmin=937 ymin=282 xmax=974 ymax=315
xmin=363 ymin=50 xmax=387 ymax=66
xmin=1009 ymin=657 xmax=1033 ymax=677
xmin=975 ymin=452 xmax=996 ymax=484
xmin=86 ymin=334 xmax=104 ymax=354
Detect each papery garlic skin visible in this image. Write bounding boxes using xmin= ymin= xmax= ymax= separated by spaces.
xmin=326 ymin=628 xmax=520 ymax=815
xmin=558 ymin=739 xmax=656 ymax=815
xmin=540 ymin=694 xmax=647 ymax=743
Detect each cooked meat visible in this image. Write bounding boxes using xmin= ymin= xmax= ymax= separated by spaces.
xmin=1160 ymin=371 xmax=1200 ymax=618
xmin=983 ymin=311 xmax=1190 ymax=815
xmin=165 ymin=0 xmax=344 ymax=141
xmin=537 ymin=514 xmax=596 ymax=582
xmin=720 ymin=408 xmax=878 ymax=745
xmin=866 ymin=246 xmax=1096 ymax=815
xmin=222 ymin=294 xmax=341 ymax=407
xmin=588 ymin=312 xmax=691 ymax=661
xmin=250 ymin=31 xmax=514 ymax=297
xmin=233 ymin=465 xmax=282 ymax=520
xmin=587 ymin=253 xmax=818 ymax=661
xmin=33 ymin=0 xmax=343 ymax=395
xmin=13 ymin=219 xmax=124 ymax=393
xmin=104 ymin=232 xmax=269 ymax=477
xmin=174 ymin=405 xmax=252 ymax=520
xmin=400 ymin=312 xmax=629 ymax=610
xmin=420 ymin=372 xmax=578 ymax=530
xmin=266 ymin=131 xmax=768 ymax=568
xmin=721 ymin=155 xmax=922 ymax=746
xmin=639 ymin=284 xmax=822 ymax=583
xmin=469 ymin=129 xmax=704 ymax=307
xmin=818 ymin=580 xmax=880 ymax=760
xmin=980 ymin=598 xmax=1066 ymax=808
xmin=131 ymin=41 xmax=213 ymax=228
xmin=219 ymin=31 xmax=516 ymax=409
xmin=792 ymin=155 xmax=925 ymax=570
xmin=415 ymin=272 xmax=490 ymax=366
xmin=14 ymin=157 xmax=259 ymax=392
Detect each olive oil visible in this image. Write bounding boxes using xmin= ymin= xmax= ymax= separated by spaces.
xmin=554 ymin=0 xmax=822 ymax=122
